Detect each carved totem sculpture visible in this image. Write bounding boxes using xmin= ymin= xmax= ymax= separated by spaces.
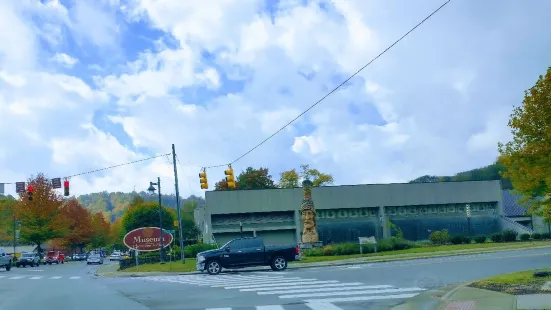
xmin=300 ymin=179 xmax=319 ymax=243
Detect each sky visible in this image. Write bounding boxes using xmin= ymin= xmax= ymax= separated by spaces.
xmin=0 ymin=0 xmax=550 ymax=198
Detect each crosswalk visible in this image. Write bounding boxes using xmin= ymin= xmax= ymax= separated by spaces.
xmin=0 ymin=275 xmax=81 ymax=280
xmin=142 ymin=273 xmax=426 ymax=309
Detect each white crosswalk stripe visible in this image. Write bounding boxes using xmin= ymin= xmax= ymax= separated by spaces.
xmin=142 ymin=274 xmax=426 ymax=309
xmin=0 ymin=275 xmax=82 ymax=281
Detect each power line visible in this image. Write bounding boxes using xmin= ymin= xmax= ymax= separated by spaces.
xmin=1 ymin=153 xmax=171 ymax=184
xmin=175 ymin=154 xmax=199 ymax=197
xmin=203 ymin=0 xmax=452 ymax=169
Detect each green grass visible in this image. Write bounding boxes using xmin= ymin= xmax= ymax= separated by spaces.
xmin=121 ymin=259 xmax=197 ymax=273
xmin=296 ymin=240 xmax=551 ymax=263
xmin=475 ymin=269 xmax=551 ymax=285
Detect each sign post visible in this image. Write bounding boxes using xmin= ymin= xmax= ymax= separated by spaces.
xmin=359 ymin=236 xmax=377 ymax=254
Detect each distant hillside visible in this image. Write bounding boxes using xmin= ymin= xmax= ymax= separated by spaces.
xmin=77 ymin=191 xmax=205 ymax=222
xmin=409 ymin=162 xmax=513 ymax=190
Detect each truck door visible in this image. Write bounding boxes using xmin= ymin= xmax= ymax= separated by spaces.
xmin=220 ymin=239 xmax=246 ymax=266
xmin=233 ymin=238 xmax=265 ymax=266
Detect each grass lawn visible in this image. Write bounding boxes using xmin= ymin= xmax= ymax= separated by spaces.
xmin=295 ymin=240 xmax=551 ymax=264
xmin=121 ymin=259 xmax=197 ymax=273
xmin=470 ymin=268 xmax=551 ymax=295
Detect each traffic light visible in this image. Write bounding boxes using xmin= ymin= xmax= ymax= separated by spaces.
xmin=199 ymin=169 xmax=208 ymax=189
xmin=224 ymin=166 xmax=236 ymax=189
xmin=27 ymin=185 xmax=34 ymax=201
xmin=63 ymin=180 xmax=70 ymax=196
xmin=174 ymin=220 xmax=179 ymax=227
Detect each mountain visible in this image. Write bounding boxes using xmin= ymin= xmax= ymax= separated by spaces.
xmin=77 ymin=191 xmax=205 ymax=222
xmin=409 ymin=162 xmax=513 ymax=189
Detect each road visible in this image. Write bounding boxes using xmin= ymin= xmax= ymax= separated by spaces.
xmin=2 ymin=247 xmax=551 ymax=310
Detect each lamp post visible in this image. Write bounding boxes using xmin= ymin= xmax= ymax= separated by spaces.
xmin=466 ymin=204 xmax=472 ymax=236
xmin=148 ymin=177 xmax=165 ymax=264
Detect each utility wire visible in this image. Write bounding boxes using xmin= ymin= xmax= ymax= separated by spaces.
xmin=1 ymin=153 xmax=171 ymax=184
xmin=175 ymin=154 xmax=199 ymax=198
xmin=203 ymin=0 xmax=452 ymax=169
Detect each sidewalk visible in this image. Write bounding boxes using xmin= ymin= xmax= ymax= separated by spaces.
xmin=391 ymin=283 xmax=551 ymax=310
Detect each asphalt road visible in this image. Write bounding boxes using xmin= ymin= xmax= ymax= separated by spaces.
xmin=2 ymin=247 xmax=551 ymax=310
xmin=0 ymin=259 xmax=146 ymax=310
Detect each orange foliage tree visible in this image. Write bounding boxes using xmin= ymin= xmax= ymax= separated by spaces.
xmin=15 ymin=173 xmax=69 ymax=252
xmin=90 ymin=212 xmax=111 ymax=248
xmin=59 ymin=199 xmax=93 ymax=252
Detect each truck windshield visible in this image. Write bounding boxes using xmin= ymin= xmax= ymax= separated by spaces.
xmin=219 ymin=240 xmax=232 ymax=249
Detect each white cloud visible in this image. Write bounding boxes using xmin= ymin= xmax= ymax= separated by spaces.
xmin=1 ymin=0 xmax=550 ymax=201
xmin=51 ymin=53 xmax=79 ymax=68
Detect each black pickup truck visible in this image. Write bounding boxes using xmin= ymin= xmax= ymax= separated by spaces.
xmin=196 ymin=237 xmax=299 ymax=275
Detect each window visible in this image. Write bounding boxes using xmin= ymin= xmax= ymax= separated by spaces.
xmin=245 ymin=238 xmax=263 ymax=248
xmin=230 ymin=239 xmax=248 ymax=249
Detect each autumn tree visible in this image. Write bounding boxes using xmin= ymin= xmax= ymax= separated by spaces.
xmin=0 ymin=196 xmax=16 ymax=243
xmin=59 ymin=199 xmax=93 ymax=252
xmin=15 ymin=173 xmax=69 ymax=253
xmin=279 ymin=164 xmax=334 ymax=188
xmin=498 ymin=66 xmax=551 ymax=221
xmin=109 ymin=218 xmax=126 ymax=248
xmin=121 ymin=201 xmax=175 ymax=232
xmin=90 ymin=212 xmax=111 ymax=248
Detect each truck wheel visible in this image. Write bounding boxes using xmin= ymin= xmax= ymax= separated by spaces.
xmin=206 ymin=260 xmax=221 ymax=275
xmin=271 ymin=256 xmax=288 ymax=271
xmin=6 ymin=262 xmax=11 ymax=271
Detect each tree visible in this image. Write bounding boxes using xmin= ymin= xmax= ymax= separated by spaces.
xmin=121 ymin=201 xmax=176 ymax=232
xmin=15 ymin=173 xmax=69 ymax=253
xmin=90 ymin=212 xmax=111 ymax=248
xmin=59 ymin=199 xmax=93 ymax=252
xmin=0 ymin=196 xmax=15 ymax=243
xmin=498 ymin=66 xmax=551 ymax=220
xmin=279 ymin=164 xmax=335 ymax=188
xmin=109 ymin=218 xmax=126 ymax=249
xmin=215 ymin=167 xmax=277 ymax=191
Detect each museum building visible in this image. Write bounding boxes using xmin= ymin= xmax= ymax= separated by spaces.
xmin=195 ymin=180 xmax=505 ymax=246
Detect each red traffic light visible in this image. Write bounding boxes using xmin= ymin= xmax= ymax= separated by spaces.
xmin=64 ymin=181 xmax=69 ymax=187
xmin=28 ymin=185 xmax=34 ymax=192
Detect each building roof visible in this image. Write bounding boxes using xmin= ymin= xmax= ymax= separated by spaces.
xmin=502 ymin=190 xmax=529 ymax=217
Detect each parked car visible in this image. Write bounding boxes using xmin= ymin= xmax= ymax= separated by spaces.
xmin=16 ymin=252 xmax=40 ymax=267
xmin=86 ymin=254 xmax=104 ymax=265
xmin=109 ymin=252 xmax=122 ymax=261
xmin=0 ymin=249 xmax=12 ymax=271
xmin=44 ymin=251 xmax=65 ymax=265
xmin=72 ymin=253 xmax=87 ymax=261
xmin=196 ymin=237 xmax=299 ymax=275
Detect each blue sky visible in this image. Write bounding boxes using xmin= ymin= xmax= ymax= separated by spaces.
xmin=1 ymin=0 xmax=550 ymax=197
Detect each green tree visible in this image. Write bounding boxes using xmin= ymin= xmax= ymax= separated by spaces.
xmin=279 ymin=164 xmax=335 ymax=188
xmin=215 ymin=167 xmax=277 ymax=191
xmin=498 ymin=66 xmax=551 ymax=220
xmin=0 ymin=196 xmax=16 ymax=243
xmin=122 ymin=201 xmax=176 ymax=232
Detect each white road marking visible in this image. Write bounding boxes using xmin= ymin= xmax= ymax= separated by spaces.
xmin=258 ymin=285 xmax=394 ymax=295
xmin=240 ymin=282 xmax=364 ymax=292
xmin=9 ymin=276 xmax=25 ymax=279
xmin=69 ymin=276 xmax=80 ymax=279
xmin=282 ymin=287 xmax=425 ymax=299
xmin=255 ymin=306 xmax=285 ymax=310
xmin=304 ymin=293 xmax=420 ymax=303
xmin=305 ymin=302 xmax=343 ymax=310
xmin=30 ymin=276 xmax=42 ymax=279
xmin=224 ymin=280 xmax=338 ymax=289
xmin=49 ymin=276 xmax=62 ymax=279
xmin=205 ymin=308 xmax=232 ymax=310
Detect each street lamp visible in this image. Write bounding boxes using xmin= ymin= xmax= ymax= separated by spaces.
xmin=148 ymin=177 xmax=165 ymax=264
xmin=465 ymin=204 xmax=472 ymax=236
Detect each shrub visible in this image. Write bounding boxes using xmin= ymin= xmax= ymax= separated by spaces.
xmin=376 ymin=239 xmax=394 ymax=252
xmin=461 ymin=235 xmax=472 ymax=244
xmin=502 ymin=229 xmax=518 ymax=242
xmin=490 ymin=232 xmax=503 ymax=243
xmin=322 ymin=245 xmax=334 ymax=256
xmin=332 ymin=243 xmax=361 ymax=255
xmin=473 ymin=235 xmax=487 ymax=243
xmin=541 ymin=233 xmax=551 ymax=239
xmin=520 ymin=233 xmax=531 ymax=241
xmin=303 ymin=248 xmax=324 ymax=257
xmin=429 ymin=229 xmax=451 ymax=245
xmin=532 ymin=233 xmax=542 ymax=240
xmin=450 ymin=235 xmax=463 ymax=245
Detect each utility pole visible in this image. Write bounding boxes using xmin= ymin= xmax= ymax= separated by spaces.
xmin=172 ymin=144 xmax=186 ymax=263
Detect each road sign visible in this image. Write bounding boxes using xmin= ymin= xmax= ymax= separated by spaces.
xmin=51 ymin=178 xmax=61 ymax=189
xmin=15 ymin=182 xmax=25 ymax=193
xmin=359 ymin=236 xmax=377 ymax=254
xmin=123 ymin=227 xmax=174 ymax=252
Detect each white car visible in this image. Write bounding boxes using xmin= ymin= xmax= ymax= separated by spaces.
xmin=87 ymin=254 xmax=103 ymax=265
xmin=109 ymin=253 xmax=121 ymax=261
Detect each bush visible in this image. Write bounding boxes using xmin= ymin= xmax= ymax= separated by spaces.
xmin=490 ymin=232 xmax=503 ymax=243
xmin=303 ymin=248 xmax=324 ymax=257
xmin=450 ymin=235 xmax=463 ymax=245
xmin=541 ymin=233 xmax=551 ymax=239
xmin=376 ymin=239 xmax=395 ymax=252
xmin=532 ymin=233 xmax=542 ymax=240
xmin=332 ymin=243 xmax=360 ymax=255
xmin=461 ymin=235 xmax=472 ymax=244
xmin=473 ymin=235 xmax=487 ymax=243
xmin=520 ymin=233 xmax=531 ymax=241
xmin=502 ymin=229 xmax=518 ymax=242
xmin=429 ymin=229 xmax=451 ymax=245
xmin=183 ymin=243 xmax=218 ymax=257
